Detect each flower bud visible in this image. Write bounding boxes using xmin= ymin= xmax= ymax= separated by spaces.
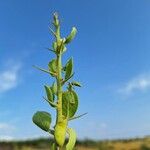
xmin=53 ymin=12 xmax=59 ymax=27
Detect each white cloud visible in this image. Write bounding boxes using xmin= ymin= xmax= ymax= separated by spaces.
xmin=0 ymin=123 xmax=10 ymax=130
xmin=77 ymin=121 xmax=108 ymax=139
xmin=0 ymin=64 xmax=21 ymax=93
xmin=0 ymin=135 xmax=14 ymax=141
xmin=0 ymin=123 xmax=15 ymax=140
xmin=118 ymin=73 xmax=150 ymax=95
xmin=0 ymin=123 xmax=15 ymax=132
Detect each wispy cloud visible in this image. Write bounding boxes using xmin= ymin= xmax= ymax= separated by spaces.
xmin=76 ymin=121 xmax=108 ymax=139
xmin=118 ymin=73 xmax=150 ymax=95
xmin=0 ymin=135 xmax=14 ymax=141
xmin=0 ymin=63 xmax=21 ymax=93
xmin=0 ymin=123 xmax=12 ymax=130
xmin=0 ymin=123 xmax=15 ymax=132
xmin=0 ymin=123 xmax=15 ymax=140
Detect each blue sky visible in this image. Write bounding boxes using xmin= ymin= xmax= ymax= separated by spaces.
xmin=0 ymin=0 xmax=150 ymax=140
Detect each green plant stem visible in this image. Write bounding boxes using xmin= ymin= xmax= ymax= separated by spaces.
xmin=55 ymin=16 xmax=63 ymax=124
xmin=56 ymin=53 xmax=63 ymax=123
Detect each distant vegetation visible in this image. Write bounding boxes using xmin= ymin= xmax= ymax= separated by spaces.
xmin=1 ymin=136 xmax=150 ymax=150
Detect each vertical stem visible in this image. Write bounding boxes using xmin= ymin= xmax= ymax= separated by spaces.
xmin=54 ymin=14 xmax=65 ymax=149
xmin=54 ymin=15 xmax=62 ymax=124
xmin=56 ymin=53 xmax=62 ymax=122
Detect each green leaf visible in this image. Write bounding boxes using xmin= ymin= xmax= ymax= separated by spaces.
xmin=65 ymin=58 xmax=73 ymax=80
xmin=43 ymin=97 xmax=57 ymax=108
xmin=65 ymin=27 xmax=77 ymax=44
xmin=62 ymin=90 xmax=78 ymax=118
xmin=32 ymin=111 xmax=51 ymax=132
xmin=44 ymin=85 xmax=54 ymax=102
xmin=66 ymin=128 xmax=76 ymax=150
xmin=58 ymin=38 xmax=67 ymax=53
xmin=51 ymin=82 xmax=57 ymax=95
xmin=62 ymin=73 xmax=74 ymax=85
xmin=48 ymin=59 xmax=57 ymax=76
xmin=52 ymin=42 xmax=57 ymax=51
xmin=62 ymin=45 xmax=67 ymax=53
xmin=71 ymin=81 xmax=82 ymax=87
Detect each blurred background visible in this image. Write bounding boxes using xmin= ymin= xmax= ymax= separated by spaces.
xmin=0 ymin=0 xmax=150 ymax=149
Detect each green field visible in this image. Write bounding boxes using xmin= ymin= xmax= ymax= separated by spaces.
xmin=1 ymin=136 xmax=150 ymax=150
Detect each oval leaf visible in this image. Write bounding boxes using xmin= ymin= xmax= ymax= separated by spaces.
xmin=51 ymin=82 xmax=57 ymax=95
xmin=65 ymin=58 xmax=73 ymax=80
xmin=48 ymin=59 xmax=57 ymax=76
xmin=62 ymin=90 xmax=78 ymax=118
xmin=65 ymin=27 xmax=77 ymax=44
xmin=52 ymin=42 xmax=57 ymax=51
xmin=44 ymin=85 xmax=54 ymax=102
xmin=66 ymin=128 xmax=77 ymax=150
xmin=32 ymin=111 xmax=51 ymax=132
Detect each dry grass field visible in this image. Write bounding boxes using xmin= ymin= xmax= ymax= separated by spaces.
xmin=0 ymin=136 xmax=150 ymax=150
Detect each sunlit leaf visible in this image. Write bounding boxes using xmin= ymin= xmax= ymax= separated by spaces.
xmin=52 ymin=42 xmax=57 ymax=51
xmin=48 ymin=59 xmax=57 ymax=76
xmin=66 ymin=128 xmax=76 ymax=150
xmin=54 ymin=119 xmax=67 ymax=147
xmin=65 ymin=27 xmax=77 ymax=44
